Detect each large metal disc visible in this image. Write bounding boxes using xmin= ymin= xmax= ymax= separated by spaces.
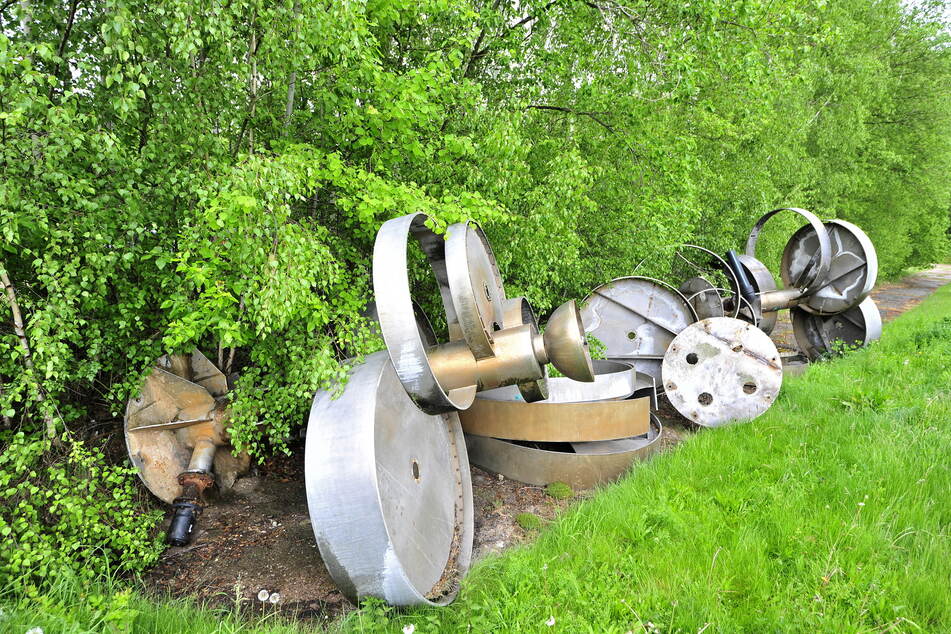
xmin=745 ymin=207 xmax=831 ymax=292
xmin=305 ymin=351 xmax=473 ymax=606
xmin=785 ymin=219 xmax=878 ymax=315
xmin=662 ymin=318 xmax=783 ymax=427
xmin=124 ymin=351 xmax=232 ymax=504
xmin=446 ymin=222 xmax=506 ymax=359
xmin=791 ymin=297 xmax=882 ymax=361
xmin=373 ymin=213 xmax=476 ymax=413
xmin=581 ymin=276 xmax=697 ymax=384
xmin=464 ymin=416 xmax=663 ymax=489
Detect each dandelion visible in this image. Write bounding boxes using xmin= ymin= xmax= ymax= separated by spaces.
xmin=545 ymin=616 xmax=555 ymax=627
xmin=25 ymin=628 xmax=44 ymax=634
xmin=858 ymin=502 xmax=865 ymax=507
xmin=403 ymin=625 xmax=416 ymax=634
xmin=269 ymin=592 xmax=281 ymax=604
xmin=257 ymin=589 xmax=270 ymax=602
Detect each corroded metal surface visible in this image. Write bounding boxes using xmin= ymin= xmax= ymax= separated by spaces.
xmin=305 ymin=351 xmax=473 ymax=606
xmin=464 ymin=416 xmax=663 ymax=489
xmin=581 ymin=276 xmax=697 ymax=384
xmin=460 ymin=395 xmax=650 ymax=442
xmin=662 ymin=318 xmax=783 ymax=427
xmin=791 ymin=296 xmax=882 ymax=360
xmin=124 ymin=351 xmax=246 ymax=505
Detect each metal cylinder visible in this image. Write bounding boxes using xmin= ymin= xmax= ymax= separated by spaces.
xmin=187 ymin=438 xmax=217 ymax=473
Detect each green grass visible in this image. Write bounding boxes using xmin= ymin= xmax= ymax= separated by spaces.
xmin=3 ymin=284 xmax=949 ymax=633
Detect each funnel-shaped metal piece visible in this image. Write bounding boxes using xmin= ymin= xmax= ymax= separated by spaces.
xmin=542 ymin=300 xmax=595 ymax=382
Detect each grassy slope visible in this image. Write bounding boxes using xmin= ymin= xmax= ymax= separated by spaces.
xmin=2 ymin=285 xmax=948 ymax=633
xmin=353 ymin=285 xmax=951 ymax=633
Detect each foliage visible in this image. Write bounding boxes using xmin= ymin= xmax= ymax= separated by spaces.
xmin=515 ymin=512 xmax=543 ymax=531
xmin=339 ymin=277 xmax=951 ymax=632
xmin=544 ymin=481 xmax=574 ymax=500
xmin=0 ymin=433 xmax=163 ymax=591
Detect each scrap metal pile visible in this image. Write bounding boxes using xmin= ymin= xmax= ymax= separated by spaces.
xmin=124 ymin=207 xmax=880 ymax=606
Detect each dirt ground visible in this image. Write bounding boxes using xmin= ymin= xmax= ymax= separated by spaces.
xmin=141 ymin=264 xmax=951 ymax=620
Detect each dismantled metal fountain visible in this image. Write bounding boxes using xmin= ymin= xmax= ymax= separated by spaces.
xmin=122 ymin=207 xmax=881 ymax=607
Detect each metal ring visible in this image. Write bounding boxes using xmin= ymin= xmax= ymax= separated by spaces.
xmin=744 ymin=207 xmax=832 ymax=292
xmin=674 ymin=244 xmax=741 ymax=318
xmin=791 ymin=296 xmax=882 ymax=360
xmin=373 ymin=213 xmax=476 ymax=413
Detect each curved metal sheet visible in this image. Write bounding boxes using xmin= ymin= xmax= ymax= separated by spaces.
xmin=791 ymin=296 xmax=882 ymax=361
xmin=373 ymin=213 xmax=476 ymax=413
xmin=305 ymin=351 xmax=473 ymax=606
xmin=464 ymin=416 xmax=663 ymax=489
xmin=745 ymin=207 xmax=832 ymax=292
xmin=477 ymin=359 xmax=636 ymax=403
xmin=736 ymin=254 xmax=778 ymax=335
xmin=662 ymin=318 xmax=783 ymax=427
xmin=673 ymin=244 xmax=741 ymax=318
xmin=459 ymin=395 xmax=650 ymax=442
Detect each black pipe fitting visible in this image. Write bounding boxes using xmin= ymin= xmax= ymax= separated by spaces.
xmin=167 ymin=500 xmax=202 ymax=546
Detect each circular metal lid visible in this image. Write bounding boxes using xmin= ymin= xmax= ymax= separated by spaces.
xmin=785 ymin=219 xmax=878 ymax=315
xmin=305 ymin=351 xmax=473 ymax=606
xmin=580 ymin=276 xmax=697 ymax=384
xmin=446 ymin=222 xmax=506 ymax=359
xmin=662 ymin=318 xmax=783 ymax=427
xmin=791 ymin=296 xmax=882 ymax=360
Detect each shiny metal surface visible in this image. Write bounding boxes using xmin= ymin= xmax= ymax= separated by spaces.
xmin=459 ymin=395 xmax=650 ymax=442
xmin=446 ymin=222 xmax=506 ymax=359
xmin=373 ymin=213 xmax=476 ymax=413
xmin=581 ymin=276 xmax=697 ymax=384
xmin=662 ymin=318 xmax=783 ymax=427
xmin=541 ymin=300 xmax=596 ymax=382
xmin=477 ymin=359 xmax=637 ymax=403
xmin=791 ymin=296 xmax=882 ymax=360
xmin=672 ymin=244 xmax=741 ymax=318
xmin=735 ymin=254 xmax=778 ymax=335
xmin=786 ymin=219 xmax=878 ymax=315
xmin=745 ymin=207 xmax=832 ymax=292
xmin=679 ymin=276 xmax=725 ymax=320
xmin=464 ymin=416 xmax=663 ymax=489
xmin=305 ymin=351 xmax=473 ymax=606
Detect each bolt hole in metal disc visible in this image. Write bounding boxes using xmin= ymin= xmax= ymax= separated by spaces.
xmin=305 ymin=351 xmax=473 ymax=606
xmin=581 ymin=276 xmax=697 ymax=387
xmin=783 ymin=219 xmax=878 ymax=315
xmin=791 ymin=296 xmax=882 ymax=361
xmin=662 ymin=317 xmax=783 ymax=427
xmin=445 ymin=222 xmax=506 ymax=359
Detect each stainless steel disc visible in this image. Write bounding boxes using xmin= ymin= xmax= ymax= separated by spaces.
xmin=305 ymin=350 xmax=473 ymax=606
xmin=464 ymin=416 xmax=663 ymax=489
xmin=373 ymin=213 xmax=475 ymax=413
xmin=785 ymin=219 xmax=878 ymax=315
xmin=679 ymin=276 xmax=725 ymax=320
xmin=791 ymin=296 xmax=882 ymax=361
xmin=662 ymin=318 xmax=783 ymax=427
xmin=581 ymin=276 xmax=697 ymax=384
xmin=446 ymin=222 xmax=506 ymax=359
xmin=745 ymin=207 xmax=831 ymax=292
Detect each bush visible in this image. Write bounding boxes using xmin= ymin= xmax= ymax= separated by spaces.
xmin=0 ymin=433 xmax=163 ymax=591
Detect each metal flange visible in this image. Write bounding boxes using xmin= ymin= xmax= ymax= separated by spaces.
xmin=662 ymin=317 xmax=783 ymax=427
xmin=580 ymin=276 xmax=697 ymax=385
xmin=464 ymin=416 xmax=663 ymax=489
xmin=791 ymin=296 xmax=882 ymax=360
xmin=786 ymin=219 xmax=878 ymax=315
xmin=745 ymin=207 xmax=832 ymax=293
xmin=305 ymin=351 xmax=473 ymax=606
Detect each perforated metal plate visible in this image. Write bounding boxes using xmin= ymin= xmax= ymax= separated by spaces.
xmin=791 ymin=296 xmax=882 ymax=360
xmin=581 ymin=276 xmax=697 ymax=384
xmin=305 ymin=351 xmax=473 ymax=606
xmin=662 ymin=318 xmax=783 ymax=427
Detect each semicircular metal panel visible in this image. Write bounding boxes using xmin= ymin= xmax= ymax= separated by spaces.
xmin=305 ymin=351 xmax=473 ymax=606
xmin=662 ymin=318 xmax=783 ymax=427
xmin=464 ymin=416 xmax=662 ymax=489
xmin=580 ymin=276 xmax=697 ymax=385
xmin=791 ymin=296 xmax=882 ymax=360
